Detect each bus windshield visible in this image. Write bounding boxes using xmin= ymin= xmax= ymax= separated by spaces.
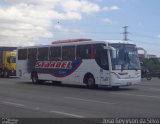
xmin=110 ymin=44 xmax=140 ymax=70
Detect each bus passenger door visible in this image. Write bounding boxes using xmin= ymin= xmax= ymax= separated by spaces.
xmin=99 ymin=51 xmax=110 ymax=85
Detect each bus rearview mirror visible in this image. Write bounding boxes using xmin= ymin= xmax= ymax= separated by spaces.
xmin=103 ymin=46 xmax=117 ymax=58
xmin=137 ymin=47 xmax=147 ymax=58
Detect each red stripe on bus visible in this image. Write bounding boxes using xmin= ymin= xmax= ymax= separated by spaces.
xmin=52 ymin=39 xmax=92 ymax=44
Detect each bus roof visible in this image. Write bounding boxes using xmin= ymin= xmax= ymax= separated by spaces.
xmin=52 ymin=39 xmax=135 ymax=45
xmin=17 ymin=39 xmax=135 ymax=49
xmin=52 ymin=39 xmax=92 ymax=44
xmin=105 ymin=40 xmax=135 ymax=44
xmin=52 ymin=39 xmax=135 ymax=46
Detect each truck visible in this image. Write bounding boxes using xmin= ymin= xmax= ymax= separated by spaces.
xmin=0 ymin=47 xmax=17 ymax=77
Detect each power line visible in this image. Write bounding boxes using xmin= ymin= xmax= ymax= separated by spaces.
xmin=53 ymin=26 xmax=159 ymax=41
xmin=131 ymin=33 xmax=159 ymax=40
xmin=130 ymin=39 xmax=160 ymax=45
xmin=53 ymin=30 xmax=121 ymax=34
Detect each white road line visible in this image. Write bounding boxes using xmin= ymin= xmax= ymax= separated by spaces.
xmin=65 ymin=97 xmax=116 ymax=104
xmin=110 ymin=92 xmax=160 ymax=99
xmin=1 ymin=100 xmax=84 ymax=118
xmin=35 ymin=107 xmax=41 ymax=110
xmin=2 ymin=101 xmax=25 ymax=107
xmin=50 ymin=110 xmax=84 ymax=118
xmin=149 ymin=88 xmax=160 ymax=91
xmin=140 ymin=88 xmax=160 ymax=92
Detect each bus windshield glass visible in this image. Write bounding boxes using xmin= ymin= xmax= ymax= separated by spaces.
xmin=110 ymin=44 xmax=140 ymax=70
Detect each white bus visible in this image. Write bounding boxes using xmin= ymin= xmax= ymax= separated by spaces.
xmin=16 ymin=39 xmax=141 ymax=88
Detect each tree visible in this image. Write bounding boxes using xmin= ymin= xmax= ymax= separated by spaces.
xmin=142 ymin=58 xmax=160 ymax=76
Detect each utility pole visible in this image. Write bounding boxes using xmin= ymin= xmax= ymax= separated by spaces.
xmin=123 ymin=26 xmax=129 ymax=41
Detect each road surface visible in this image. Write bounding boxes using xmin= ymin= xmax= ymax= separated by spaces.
xmin=0 ymin=77 xmax=160 ymax=118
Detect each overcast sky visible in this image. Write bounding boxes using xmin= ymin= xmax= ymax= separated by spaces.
xmin=0 ymin=0 xmax=160 ymax=56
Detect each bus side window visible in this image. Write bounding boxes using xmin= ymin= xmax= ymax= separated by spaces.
xmin=18 ymin=49 xmax=27 ymax=60
xmin=62 ymin=46 xmax=75 ymax=61
xmin=76 ymin=45 xmax=91 ymax=59
xmin=28 ymin=48 xmax=37 ymax=60
xmin=50 ymin=46 xmax=61 ymax=61
xmin=38 ymin=47 xmax=48 ymax=60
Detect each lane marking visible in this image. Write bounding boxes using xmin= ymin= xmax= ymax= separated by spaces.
xmin=2 ymin=101 xmax=25 ymax=107
xmin=50 ymin=110 xmax=84 ymax=118
xmin=139 ymin=88 xmax=160 ymax=92
xmin=65 ymin=97 xmax=115 ymax=105
xmin=35 ymin=107 xmax=41 ymax=110
xmin=110 ymin=92 xmax=160 ymax=99
xmin=149 ymin=88 xmax=160 ymax=91
xmin=1 ymin=100 xmax=83 ymax=118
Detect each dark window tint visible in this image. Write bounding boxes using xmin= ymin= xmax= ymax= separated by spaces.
xmin=62 ymin=46 xmax=75 ymax=60
xmin=94 ymin=44 xmax=109 ymax=70
xmin=28 ymin=48 xmax=37 ymax=60
xmin=50 ymin=46 xmax=61 ymax=60
xmin=38 ymin=47 xmax=48 ymax=60
xmin=18 ymin=49 xmax=27 ymax=60
xmin=76 ymin=45 xmax=91 ymax=59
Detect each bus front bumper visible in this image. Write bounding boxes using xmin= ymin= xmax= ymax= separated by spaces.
xmin=110 ymin=73 xmax=141 ymax=86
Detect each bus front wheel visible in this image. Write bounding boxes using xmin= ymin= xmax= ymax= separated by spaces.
xmin=84 ymin=74 xmax=96 ymax=89
xmin=112 ymin=86 xmax=119 ymax=90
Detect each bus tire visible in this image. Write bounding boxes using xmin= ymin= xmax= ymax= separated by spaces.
xmin=31 ymin=72 xmax=39 ymax=84
xmin=4 ymin=70 xmax=9 ymax=78
xmin=52 ymin=81 xmax=61 ymax=85
xmin=84 ymin=74 xmax=96 ymax=89
xmin=112 ymin=86 xmax=119 ymax=89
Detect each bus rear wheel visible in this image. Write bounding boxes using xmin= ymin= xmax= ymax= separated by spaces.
xmin=84 ymin=75 xmax=96 ymax=89
xmin=31 ymin=72 xmax=39 ymax=84
xmin=4 ymin=70 xmax=9 ymax=78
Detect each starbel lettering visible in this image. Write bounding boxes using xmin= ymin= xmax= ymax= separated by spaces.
xmin=35 ymin=61 xmax=72 ymax=69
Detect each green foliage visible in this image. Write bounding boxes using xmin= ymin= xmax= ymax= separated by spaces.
xmin=143 ymin=58 xmax=160 ymax=71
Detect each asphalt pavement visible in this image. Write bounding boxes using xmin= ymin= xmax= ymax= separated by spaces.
xmin=0 ymin=77 xmax=160 ymax=118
